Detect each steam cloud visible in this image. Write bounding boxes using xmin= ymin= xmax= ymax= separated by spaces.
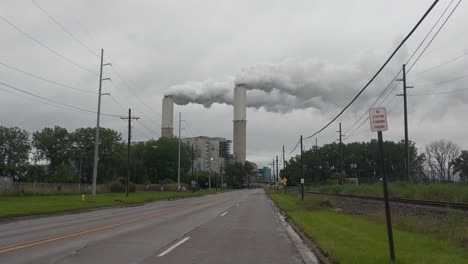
xmin=165 ymin=58 xmax=383 ymax=113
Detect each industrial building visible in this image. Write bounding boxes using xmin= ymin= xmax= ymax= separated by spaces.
xmin=181 ymin=136 xmax=230 ymax=174
xmin=162 ymin=82 xmax=247 ymax=166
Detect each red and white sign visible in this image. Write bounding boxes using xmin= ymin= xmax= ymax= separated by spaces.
xmin=369 ymin=107 xmax=388 ymax=132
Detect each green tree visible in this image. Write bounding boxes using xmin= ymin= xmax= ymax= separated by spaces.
xmin=71 ymin=127 xmax=124 ymax=184
xmin=32 ymin=126 xmax=72 ymax=172
xmin=451 ymin=150 xmax=468 ymax=181
xmin=0 ymin=126 xmax=31 ymax=178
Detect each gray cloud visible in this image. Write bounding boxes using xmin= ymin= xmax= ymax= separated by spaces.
xmin=166 ymin=57 xmax=388 ymax=113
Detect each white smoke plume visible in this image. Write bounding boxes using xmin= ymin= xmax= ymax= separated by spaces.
xmin=165 ymin=58 xmax=388 ymax=113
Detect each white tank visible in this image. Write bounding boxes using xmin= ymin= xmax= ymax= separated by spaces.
xmin=161 ymin=96 xmax=174 ymax=137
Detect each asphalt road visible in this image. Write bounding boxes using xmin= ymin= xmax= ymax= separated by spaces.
xmin=0 ymin=189 xmax=315 ymax=264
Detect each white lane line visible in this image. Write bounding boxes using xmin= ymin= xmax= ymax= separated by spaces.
xmin=236 ymin=204 xmax=240 ymax=207
xmin=158 ymin=237 xmax=190 ymax=257
xmin=220 ymin=212 xmax=228 ymax=216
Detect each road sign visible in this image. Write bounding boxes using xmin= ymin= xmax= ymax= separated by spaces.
xmin=300 ymin=178 xmax=304 ymax=184
xmin=369 ymin=107 xmax=388 ymax=132
xmin=282 ymin=178 xmax=287 ymax=184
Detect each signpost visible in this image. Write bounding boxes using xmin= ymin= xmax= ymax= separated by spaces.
xmin=369 ymin=107 xmax=395 ymax=261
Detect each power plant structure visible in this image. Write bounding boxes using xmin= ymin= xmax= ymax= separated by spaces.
xmin=233 ymin=84 xmax=247 ymax=165
xmin=161 ymin=83 xmax=247 ymax=165
xmin=161 ymin=95 xmax=174 ymax=137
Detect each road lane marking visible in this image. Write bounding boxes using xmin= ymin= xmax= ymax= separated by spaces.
xmin=157 ymin=237 xmax=190 ymax=257
xmin=236 ymin=204 xmax=240 ymax=207
xmin=0 ymin=197 xmax=222 ymax=254
xmin=220 ymin=212 xmax=228 ymax=216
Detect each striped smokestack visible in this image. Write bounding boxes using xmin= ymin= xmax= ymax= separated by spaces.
xmin=233 ymin=84 xmax=246 ymax=165
xmin=161 ymin=95 xmax=174 ymax=137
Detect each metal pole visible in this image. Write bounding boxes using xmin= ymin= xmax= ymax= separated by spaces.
xmin=191 ymin=144 xmax=194 ymax=181
xmin=91 ymin=49 xmax=104 ymax=196
xmin=272 ymin=159 xmax=275 ymax=186
xmin=282 ymin=145 xmax=285 ymax=170
xmin=177 ymin=112 xmax=181 ymax=191
xmin=209 ymin=169 xmax=211 ymax=190
xmin=126 ymin=109 xmax=131 ymax=197
xmin=220 ymin=163 xmax=223 ymax=190
xmin=339 ymin=122 xmax=344 ymax=184
xmin=276 ymin=155 xmax=279 ymax=184
xmin=402 ymin=64 xmax=410 ymax=182
xmin=378 ymin=131 xmax=396 ymax=261
xmin=300 ymin=135 xmax=304 ymax=200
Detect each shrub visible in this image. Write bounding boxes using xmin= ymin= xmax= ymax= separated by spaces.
xmin=110 ymin=181 xmax=125 ymax=192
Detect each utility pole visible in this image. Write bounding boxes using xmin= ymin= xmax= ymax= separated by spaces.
xmin=92 ymin=49 xmax=111 ymax=196
xmin=276 ymin=155 xmax=279 ymax=184
xmin=191 ymin=144 xmax=194 ymax=181
xmin=177 ymin=112 xmax=181 ymax=191
xmin=220 ymin=162 xmax=223 ymax=190
xmin=397 ymin=64 xmax=412 ymax=182
xmin=282 ymin=145 xmax=285 ymax=171
xmin=337 ymin=123 xmax=344 ymax=184
xmin=300 ymin=135 xmax=304 ymax=200
xmin=272 ymin=159 xmax=275 ymax=185
xmin=121 ymin=108 xmax=140 ymax=197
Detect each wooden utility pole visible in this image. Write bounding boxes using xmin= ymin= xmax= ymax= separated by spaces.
xmin=397 ymin=64 xmax=413 ymax=182
xmin=121 ymin=108 xmax=139 ymax=197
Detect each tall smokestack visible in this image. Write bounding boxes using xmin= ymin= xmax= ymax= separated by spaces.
xmin=161 ymin=95 xmax=174 ymax=137
xmin=233 ymin=84 xmax=247 ymax=165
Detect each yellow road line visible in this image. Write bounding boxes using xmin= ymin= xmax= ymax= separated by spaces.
xmin=0 ymin=196 xmax=222 ymax=254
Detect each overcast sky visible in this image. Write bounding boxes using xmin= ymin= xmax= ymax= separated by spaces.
xmin=1 ymin=0 xmax=467 ymax=167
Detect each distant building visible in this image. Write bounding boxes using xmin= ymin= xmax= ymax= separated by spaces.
xmin=182 ymin=136 xmax=231 ymax=173
xmin=259 ymin=166 xmax=272 ymax=182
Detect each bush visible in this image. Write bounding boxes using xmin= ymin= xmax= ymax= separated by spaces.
xmin=109 ymin=181 xmax=136 ymax=193
xmin=110 ymin=181 xmax=125 ymax=192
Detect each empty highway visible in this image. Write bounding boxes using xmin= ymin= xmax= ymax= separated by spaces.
xmin=0 ymin=189 xmax=316 ymax=264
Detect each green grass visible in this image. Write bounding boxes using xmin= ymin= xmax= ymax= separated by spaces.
xmin=0 ymin=190 xmax=221 ymax=218
xmin=268 ymin=191 xmax=468 ymax=264
xmin=307 ymin=182 xmax=468 ymax=203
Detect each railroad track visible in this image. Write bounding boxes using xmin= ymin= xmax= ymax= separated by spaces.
xmin=304 ymin=191 xmax=468 ymax=211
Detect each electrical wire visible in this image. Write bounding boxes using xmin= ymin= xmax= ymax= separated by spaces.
xmin=406 ymin=0 xmax=462 ymax=73
xmin=31 ymin=0 xmax=101 ymax=58
xmin=0 ymin=80 xmax=119 ymax=117
xmin=288 ymin=137 xmax=301 ymax=154
xmin=0 ymin=60 xmax=96 ymax=94
xmin=409 ymin=87 xmax=468 ymax=96
xmin=0 ymin=14 xmax=98 ymax=75
xmin=343 ymin=0 xmax=460 ymax=140
xmin=414 ymin=51 xmax=468 ymax=75
xmin=303 ymin=0 xmax=440 ymax=140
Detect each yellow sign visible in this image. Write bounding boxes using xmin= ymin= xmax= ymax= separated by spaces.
xmin=282 ymin=178 xmax=288 ymax=184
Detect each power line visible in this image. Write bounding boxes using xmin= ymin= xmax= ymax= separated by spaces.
xmin=0 ymin=80 xmax=119 ymax=117
xmin=415 ymin=51 xmax=468 ymax=75
xmin=415 ymin=73 xmax=468 ymax=87
xmin=304 ymin=0 xmax=440 ymax=140
xmin=288 ymin=138 xmax=301 ymax=154
xmin=0 ymin=60 xmax=96 ymax=94
xmin=31 ymin=0 xmax=101 ymax=58
xmin=343 ymin=0 xmax=458 ymax=139
xmin=406 ymin=0 xmax=462 ymax=73
xmin=0 ymin=14 xmax=98 ymax=75
xmin=409 ymin=87 xmax=468 ymax=96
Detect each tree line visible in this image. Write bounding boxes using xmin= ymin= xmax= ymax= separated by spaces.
xmin=0 ymin=125 xmax=193 ymax=185
xmin=281 ymin=139 xmax=468 ymax=185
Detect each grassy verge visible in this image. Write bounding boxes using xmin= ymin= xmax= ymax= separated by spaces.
xmin=0 ymin=190 xmax=222 ymax=218
xmin=307 ymin=182 xmax=468 ymax=203
xmin=268 ymin=190 xmax=468 ymax=264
